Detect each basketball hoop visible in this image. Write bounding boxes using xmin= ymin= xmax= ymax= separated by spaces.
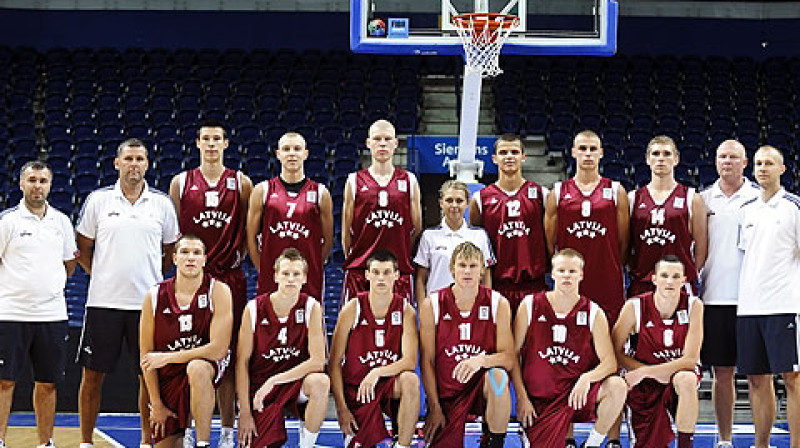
xmin=452 ymin=12 xmax=520 ymax=78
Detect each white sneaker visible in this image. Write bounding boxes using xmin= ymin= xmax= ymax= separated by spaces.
xmin=183 ymin=428 xmax=195 ymax=448
xmin=715 ymin=443 xmax=733 ymax=448
xmin=217 ymin=430 xmax=235 ymax=448
xmin=0 ymin=440 xmax=7 ymax=448
xmin=36 ymin=441 xmax=56 ymax=448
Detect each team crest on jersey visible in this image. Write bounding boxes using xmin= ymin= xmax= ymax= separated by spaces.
xmin=673 ymin=197 xmax=685 ymax=209
xmin=566 ymin=220 xmax=607 ymax=239
xmin=576 ymin=311 xmax=588 ymax=326
xmin=397 ymin=179 xmax=408 ymax=192
xmin=306 ymin=190 xmax=317 ymax=203
xmin=498 ymin=221 xmax=531 ymax=239
xmin=479 ymin=306 xmax=490 ymax=320
xmin=193 ymin=210 xmax=232 ymax=229
xmin=226 ymin=178 xmax=236 ymax=190
xmin=391 ymin=311 xmax=402 ymax=325
xmin=366 ymin=209 xmax=404 ymax=229
xmin=205 ymin=191 xmax=219 ymax=207
xmin=677 ymin=309 xmax=689 ymax=324
xmin=603 ymin=188 xmax=613 ymax=200
xmin=528 ymin=187 xmax=537 ymax=199
xmin=197 ymin=294 xmax=208 ymax=308
xmin=295 ymin=309 xmax=305 ymax=324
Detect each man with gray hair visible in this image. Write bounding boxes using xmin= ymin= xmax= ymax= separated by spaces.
xmin=75 ymin=138 xmax=180 ymax=448
xmin=0 ymin=161 xmax=77 ymax=448
xmin=699 ymin=139 xmax=759 ymax=448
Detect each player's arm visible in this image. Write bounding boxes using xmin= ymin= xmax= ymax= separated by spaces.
xmin=239 ymin=173 xmax=254 ymax=255
xmin=511 ymin=299 xmax=536 ymax=428
xmin=76 ymin=233 xmax=94 ymax=274
xmin=568 ymin=308 xmax=619 ymax=410
xmin=64 ymin=259 xmax=77 ymax=277
xmin=631 ymin=301 xmax=704 ymax=386
xmin=246 ymin=182 xmax=265 ymax=272
xmin=415 ymin=266 xmax=430 ymax=308
xmin=453 ymin=296 xmax=514 ymax=383
xmin=341 ymin=178 xmax=354 ymax=256
xmin=319 ymin=186 xmax=335 ymax=262
xmin=162 ymin=243 xmax=175 ymax=276
xmin=235 ymin=305 xmax=259 ymax=446
xmin=610 ymin=301 xmax=644 ymax=372
xmin=616 ymin=183 xmax=630 ymax=260
xmin=690 ymin=193 xmax=708 ymax=270
xmin=139 ymin=291 xmax=175 ymax=437
xmin=468 ymin=194 xmax=483 ymax=227
xmin=410 ymin=179 xmax=423 ymax=244
xmin=168 ymin=174 xmax=182 ymax=217
xmin=329 ymin=299 xmax=358 ymax=436
xmin=544 ymin=189 xmax=558 ymax=256
xmin=419 ymin=295 xmax=444 ymax=441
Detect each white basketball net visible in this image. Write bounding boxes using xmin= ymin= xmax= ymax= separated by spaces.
xmin=453 ymin=13 xmax=520 ymax=78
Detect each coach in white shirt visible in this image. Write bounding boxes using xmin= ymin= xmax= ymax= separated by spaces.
xmin=75 ymin=138 xmax=180 ymax=448
xmin=737 ymin=145 xmax=800 ymax=448
xmin=699 ymin=140 xmax=760 ymax=448
xmin=0 ymin=161 xmax=77 ymax=448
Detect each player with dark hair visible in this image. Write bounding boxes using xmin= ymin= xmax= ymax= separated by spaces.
xmin=627 ymin=135 xmax=707 ymax=296
xmin=169 ymin=120 xmax=253 ymax=446
xmin=139 ymin=235 xmax=233 ymax=448
xmin=330 ymin=249 xmax=419 ymax=448
xmin=612 ymin=255 xmax=704 ymax=448
xmin=0 ymin=161 xmax=77 ymax=448
xmin=470 ymin=134 xmax=549 ymax=313
xmin=236 ymin=248 xmax=328 ymax=448
xmin=420 ymin=242 xmax=514 ymax=448
xmin=513 ymin=249 xmax=626 ymax=448
xmin=342 ymin=120 xmax=422 ymax=304
xmin=246 ymin=132 xmax=333 ymax=302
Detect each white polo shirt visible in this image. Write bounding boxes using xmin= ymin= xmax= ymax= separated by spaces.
xmin=699 ymin=178 xmax=760 ymax=305
xmin=738 ymin=188 xmax=800 ymax=316
xmin=413 ymin=219 xmax=496 ymax=297
xmin=76 ymin=181 xmax=180 ymax=310
xmin=0 ymin=200 xmax=77 ymax=321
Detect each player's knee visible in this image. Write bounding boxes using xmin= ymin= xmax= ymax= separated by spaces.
xmin=306 ymin=372 xmax=330 ymax=397
xmin=484 ymin=368 xmax=509 ymax=398
xmin=34 ymin=381 xmax=57 ymax=393
xmin=604 ymin=375 xmax=627 ymax=399
xmin=397 ymin=371 xmax=419 ymax=394
xmin=782 ymin=372 xmax=800 ymax=391
xmin=672 ymin=371 xmax=696 ymax=396
xmin=186 ymin=360 xmax=213 ymax=386
xmin=748 ymin=373 xmax=772 ymax=389
xmin=0 ymin=380 xmax=15 ymax=391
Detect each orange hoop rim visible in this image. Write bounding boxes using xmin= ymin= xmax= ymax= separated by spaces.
xmin=451 ymin=12 xmax=519 ymax=32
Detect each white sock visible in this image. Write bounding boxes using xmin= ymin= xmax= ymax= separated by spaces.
xmin=220 ymin=427 xmax=234 ymax=437
xmin=139 ymin=444 xmax=152 ymax=448
xmin=586 ymin=428 xmax=606 ymax=447
xmin=79 ymin=444 xmax=94 ymax=448
xmin=299 ymin=427 xmax=318 ymax=448
xmin=395 ymin=444 xmax=409 ymax=448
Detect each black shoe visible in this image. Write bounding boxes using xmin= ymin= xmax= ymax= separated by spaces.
xmin=566 ymin=438 xmax=578 ymax=448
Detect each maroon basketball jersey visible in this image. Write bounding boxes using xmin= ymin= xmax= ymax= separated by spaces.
xmin=630 ymin=291 xmax=695 ymax=366
xmin=179 ymin=168 xmax=245 ymax=274
xmin=433 ymin=285 xmax=498 ymax=399
xmin=629 ymin=184 xmax=698 ymax=293
xmin=342 ymin=292 xmax=406 ymax=389
xmin=248 ymin=293 xmax=312 ymax=395
xmin=153 ymin=274 xmax=215 ymax=380
xmin=555 ymin=178 xmax=624 ymax=322
xmin=257 ymin=178 xmax=324 ymax=299
xmin=478 ymin=181 xmax=548 ymax=287
xmin=344 ymin=169 xmax=415 ymax=274
xmin=521 ymin=292 xmax=600 ymax=400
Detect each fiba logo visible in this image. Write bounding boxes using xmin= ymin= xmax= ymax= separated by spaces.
xmin=367 ymin=18 xmax=387 ymax=37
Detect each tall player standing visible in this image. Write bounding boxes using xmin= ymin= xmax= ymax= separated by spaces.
xmin=469 ymin=134 xmax=549 ymax=314
xmin=246 ymin=132 xmax=333 ymax=302
xmin=169 ymin=120 xmax=253 ymax=447
xmin=544 ymin=130 xmax=629 ymax=448
xmin=627 ymin=136 xmax=707 ymax=296
xmin=341 ymin=119 xmax=422 ymax=303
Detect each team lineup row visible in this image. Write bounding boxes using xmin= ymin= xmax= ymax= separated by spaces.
xmin=0 ymin=119 xmax=798 ymax=448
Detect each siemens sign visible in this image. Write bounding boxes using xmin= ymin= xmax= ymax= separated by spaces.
xmin=411 ymin=136 xmax=498 ymax=174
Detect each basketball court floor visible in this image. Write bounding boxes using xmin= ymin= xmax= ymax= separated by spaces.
xmin=6 ymin=413 xmax=792 ymax=447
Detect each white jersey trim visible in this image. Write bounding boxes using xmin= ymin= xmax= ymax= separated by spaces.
xmin=430 ymin=291 xmax=440 ymax=325
xmin=589 ymin=301 xmax=600 ymax=333
xmin=491 ymin=290 xmax=501 ymax=322
xmin=177 ymin=172 xmax=187 ymax=199
xmin=632 ymin=298 xmax=642 ymax=334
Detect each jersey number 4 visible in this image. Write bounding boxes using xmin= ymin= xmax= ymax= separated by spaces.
xmin=278 ymin=327 xmax=288 ymax=345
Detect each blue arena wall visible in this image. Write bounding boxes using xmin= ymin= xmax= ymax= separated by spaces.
xmin=0 ymin=8 xmax=800 ymax=58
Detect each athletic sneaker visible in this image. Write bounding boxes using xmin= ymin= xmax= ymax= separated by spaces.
xmin=36 ymin=442 xmax=55 ymax=448
xmin=0 ymin=440 xmax=6 ymax=448
xmin=606 ymin=440 xmax=622 ymax=448
xmin=183 ymin=428 xmax=195 ymax=448
xmin=217 ymin=430 xmax=235 ymax=448
xmin=566 ymin=438 xmax=578 ymax=448
xmin=715 ymin=442 xmax=734 ymax=448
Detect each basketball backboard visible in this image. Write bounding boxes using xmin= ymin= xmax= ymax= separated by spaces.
xmin=350 ymin=0 xmax=617 ymax=56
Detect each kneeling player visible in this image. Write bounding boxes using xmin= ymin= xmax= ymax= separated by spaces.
xmin=420 ymin=242 xmax=514 ymax=448
xmin=512 ymin=249 xmax=626 ymax=448
xmin=611 ymin=255 xmax=703 ymax=448
xmin=330 ymin=250 xmax=419 ymax=448
xmin=236 ymin=248 xmax=328 ymax=448
xmin=139 ymin=235 xmax=233 ymax=448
